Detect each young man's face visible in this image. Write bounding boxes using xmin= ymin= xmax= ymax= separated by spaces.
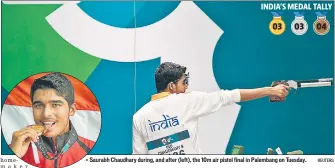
xmin=173 ymin=74 xmax=189 ymax=94
xmin=32 ymin=88 xmax=75 ymax=138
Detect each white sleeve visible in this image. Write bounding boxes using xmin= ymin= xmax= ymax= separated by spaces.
xmin=132 ymin=117 xmax=148 ymax=154
xmin=188 ymin=89 xmax=240 ymax=118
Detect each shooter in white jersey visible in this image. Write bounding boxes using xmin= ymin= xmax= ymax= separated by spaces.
xmin=132 ymin=62 xmax=289 ymax=154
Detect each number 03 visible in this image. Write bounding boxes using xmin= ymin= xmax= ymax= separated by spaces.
xmin=273 ymin=23 xmax=282 ymax=30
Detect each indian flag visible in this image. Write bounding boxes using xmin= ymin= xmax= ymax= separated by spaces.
xmin=1 ymin=73 xmax=101 ymax=146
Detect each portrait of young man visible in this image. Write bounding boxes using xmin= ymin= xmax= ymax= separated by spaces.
xmin=132 ymin=62 xmax=290 ymax=154
xmin=9 ymin=73 xmax=95 ymax=168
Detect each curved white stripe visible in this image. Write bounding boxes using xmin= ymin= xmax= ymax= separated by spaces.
xmin=46 ymin=2 xmax=198 ymax=62
xmin=1 ymin=105 xmax=101 ymax=145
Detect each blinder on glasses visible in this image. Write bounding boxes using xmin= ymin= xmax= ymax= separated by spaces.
xmin=173 ymin=72 xmax=189 ymax=85
xmin=183 ymin=72 xmax=189 ymax=85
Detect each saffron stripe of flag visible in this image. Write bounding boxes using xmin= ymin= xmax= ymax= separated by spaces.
xmin=4 ymin=73 xmax=100 ymax=111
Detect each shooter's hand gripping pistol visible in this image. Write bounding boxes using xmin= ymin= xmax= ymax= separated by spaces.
xmin=269 ymin=78 xmax=333 ymax=102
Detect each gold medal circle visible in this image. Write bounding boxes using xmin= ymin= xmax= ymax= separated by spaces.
xmin=269 ymin=17 xmax=286 ymax=35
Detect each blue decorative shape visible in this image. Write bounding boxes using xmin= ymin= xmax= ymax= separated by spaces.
xmin=78 ymin=1 xmax=180 ymax=28
xmin=1 ymin=86 xmax=13 ymax=155
xmin=1 ymin=132 xmax=14 ymax=155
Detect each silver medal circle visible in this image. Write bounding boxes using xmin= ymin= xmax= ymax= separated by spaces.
xmin=291 ymin=19 xmax=308 ymax=35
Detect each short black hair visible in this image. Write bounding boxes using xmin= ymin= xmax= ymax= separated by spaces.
xmin=30 ymin=73 xmax=75 ymax=106
xmin=155 ymin=62 xmax=187 ymax=92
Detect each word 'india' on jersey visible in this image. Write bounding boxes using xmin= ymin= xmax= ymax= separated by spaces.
xmin=132 ymin=90 xmax=241 ymax=154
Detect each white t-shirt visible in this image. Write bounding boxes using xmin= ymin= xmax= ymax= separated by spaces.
xmin=132 ymin=90 xmax=241 ymax=154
